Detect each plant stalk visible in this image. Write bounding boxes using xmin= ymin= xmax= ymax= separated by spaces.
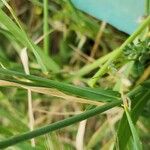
xmin=43 ymin=0 xmax=49 ymax=55
xmin=0 ymin=101 xmax=121 ymax=148
xmin=89 ymin=15 xmax=150 ymax=87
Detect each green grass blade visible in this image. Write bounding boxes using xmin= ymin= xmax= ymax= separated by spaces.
xmin=0 ymin=9 xmax=59 ymax=73
xmin=0 ymin=101 xmax=121 ymax=149
xmin=0 ymin=68 xmax=121 ymax=102
xmin=0 ymin=8 xmax=47 ymax=73
xmin=115 ymin=85 xmax=150 ymax=150
xmin=124 ymin=106 xmax=142 ymax=150
xmin=43 ymin=0 xmax=49 ymax=55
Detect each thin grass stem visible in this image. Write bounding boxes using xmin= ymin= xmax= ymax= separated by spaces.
xmin=43 ymin=0 xmax=49 ymax=55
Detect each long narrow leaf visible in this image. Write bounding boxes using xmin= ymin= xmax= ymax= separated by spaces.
xmin=0 ymin=101 xmax=121 ymax=148
xmin=124 ymin=106 xmax=142 ymax=150
xmin=0 ymin=9 xmax=59 ymax=73
xmin=115 ymin=85 xmax=150 ymax=149
xmin=0 ymin=68 xmax=121 ymax=102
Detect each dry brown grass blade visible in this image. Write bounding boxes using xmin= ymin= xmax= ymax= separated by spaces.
xmin=136 ymin=65 xmax=150 ymax=85
xmin=20 ymin=49 xmax=35 ymax=147
xmin=90 ymin=21 xmax=107 ymax=58
xmin=76 ymin=120 xmax=87 ymax=150
xmin=0 ymin=80 xmax=103 ymax=106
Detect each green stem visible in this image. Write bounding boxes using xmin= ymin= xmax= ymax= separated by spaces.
xmin=71 ymin=51 xmax=112 ymax=79
xmin=0 ymin=101 xmax=121 ymax=148
xmin=88 ymin=15 xmax=150 ymax=87
xmin=43 ymin=0 xmax=49 ymax=55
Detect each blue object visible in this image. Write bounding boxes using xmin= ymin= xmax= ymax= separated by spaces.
xmin=71 ymin=0 xmax=145 ymax=34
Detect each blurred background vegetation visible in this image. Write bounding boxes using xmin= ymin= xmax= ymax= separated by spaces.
xmin=0 ymin=0 xmax=149 ymax=149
